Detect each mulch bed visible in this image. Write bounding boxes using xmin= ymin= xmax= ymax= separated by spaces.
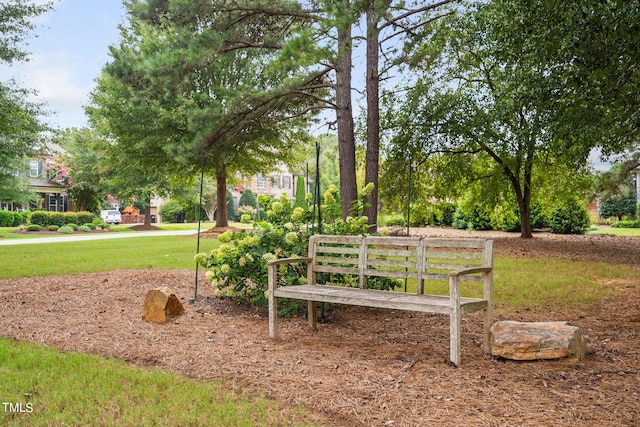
xmin=1 ymin=229 xmax=639 ymax=426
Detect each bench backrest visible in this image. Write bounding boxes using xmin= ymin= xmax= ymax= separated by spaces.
xmin=307 ymin=235 xmax=493 ymax=294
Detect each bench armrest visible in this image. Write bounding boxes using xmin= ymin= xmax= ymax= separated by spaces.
xmin=449 ymin=266 xmax=492 ymax=278
xmin=267 ymin=257 xmax=312 ymax=292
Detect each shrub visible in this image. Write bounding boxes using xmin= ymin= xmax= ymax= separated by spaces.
xmin=0 ymin=210 xmax=14 ymax=227
xmin=83 ymin=223 xmax=96 ymax=230
xmin=48 ymin=225 xmax=60 ymax=232
xmin=197 ymin=188 xmax=395 ymax=310
xmin=436 ymin=202 xmax=456 ymax=227
xmin=92 ymin=218 xmax=108 ymax=229
xmin=49 ymin=212 xmax=66 ymax=227
xmin=408 ymin=203 xmax=435 ymax=227
xmin=452 ymin=204 xmax=492 ymax=230
xmin=490 ymin=205 xmax=521 ymax=232
xmin=598 ymin=195 xmax=637 ymax=221
xmin=159 ymin=200 xmax=186 ymax=223
xmin=13 ymin=211 xmax=29 ymax=226
xmin=530 ymin=202 xmax=548 ymax=229
xmin=77 ymin=211 xmax=94 ymax=225
xmin=380 ymin=213 xmax=405 ymax=227
xmin=612 ymin=219 xmax=640 ymax=228
xmin=549 ymin=198 xmax=590 ymax=234
xmin=30 ymin=211 xmax=49 ymax=227
xmin=78 ymin=225 xmax=92 ymax=232
xmin=66 ymin=223 xmax=79 ymax=230
xmin=26 ymin=224 xmax=41 ymax=232
xmin=63 ymin=212 xmax=79 ymax=225
xmin=227 ymin=197 xmax=237 ymax=222
xmin=58 ymin=226 xmax=74 ymax=234
xmin=238 ymin=189 xmax=258 ymax=209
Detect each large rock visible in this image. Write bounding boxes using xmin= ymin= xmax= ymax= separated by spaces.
xmin=490 ymin=321 xmax=586 ymax=361
xmin=142 ymin=287 xmax=184 ymax=323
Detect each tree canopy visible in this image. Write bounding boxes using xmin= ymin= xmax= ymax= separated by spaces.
xmin=383 ymin=0 xmax=640 ymax=237
xmin=88 ymin=0 xmax=326 ymax=227
xmin=0 ymin=0 xmax=52 ymax=205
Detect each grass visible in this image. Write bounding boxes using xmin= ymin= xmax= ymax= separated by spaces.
xmin=587 ymin=225 xmax=640 ymax=236
xmin=0 ymin=236 xmax=221 ymax=279
xmin=0 ymin=338 xmax=314 ymax=427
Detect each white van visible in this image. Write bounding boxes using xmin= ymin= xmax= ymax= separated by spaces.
xmin=101 ymin=210 xmax=122 ymax=224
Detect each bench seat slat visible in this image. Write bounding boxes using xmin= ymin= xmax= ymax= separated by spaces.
xmin=273 ymin=285 xmax=487 ymax=315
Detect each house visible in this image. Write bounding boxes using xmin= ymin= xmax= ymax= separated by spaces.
xmin=231 ymin=166 xmax=304 ymax=210
xmin=0 ymin=143 xmax=69 ymax=212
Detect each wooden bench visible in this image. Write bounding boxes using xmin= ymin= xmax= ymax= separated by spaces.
xmin=268 ymin=234 xmax=494 ymax=366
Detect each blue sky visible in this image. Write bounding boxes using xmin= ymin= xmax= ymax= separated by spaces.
xmin=3 ymin=0 xmax=126 ymax=130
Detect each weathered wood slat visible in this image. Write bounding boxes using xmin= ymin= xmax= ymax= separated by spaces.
xmin=316 ymin=245 xmax=361 ymax=255
xmin=274 ymin=285 xmax=487 ymax=315
xmin=366 ymin=258 xmax=417 ymax=269
xmin=363 ymin=268 xmax=419 ymax=279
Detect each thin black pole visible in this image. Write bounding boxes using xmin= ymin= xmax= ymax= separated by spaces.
xmin=191 ymin=150 xmax=206 ymax=304
xmin=405 ymin=156 xmax=412 ymax=293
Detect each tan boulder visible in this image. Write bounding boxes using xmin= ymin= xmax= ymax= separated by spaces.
xmin=490 ymin=321 xmax=586 ymax=361
xmin=142 ymin=287 xmax=184 ymax=323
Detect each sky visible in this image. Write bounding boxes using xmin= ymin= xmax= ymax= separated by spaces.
xmin=3 ymin=0 xmax=126 ymax=130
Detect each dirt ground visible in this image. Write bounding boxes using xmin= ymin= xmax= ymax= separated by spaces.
xmin=1 ymin=228 xmax=639 ymax=426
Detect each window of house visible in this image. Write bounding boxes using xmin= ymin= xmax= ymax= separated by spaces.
xmin=257 ymin=174 xmax=266 ymax=189
xmin=283 ymin=175 xmax=291 ymax=189
xmin=48 ymin=195 xmax=58 ymax=211
xmin=29 ymin=161 xmax=39 ymax=177
xmin=271 ymin=175 xmax=280 ymax=188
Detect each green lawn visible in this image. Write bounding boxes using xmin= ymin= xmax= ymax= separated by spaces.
xmin=0 ymin=236 xmax=220 ymax=279
xmin=0 ymin=338 xmax=315 ymax=427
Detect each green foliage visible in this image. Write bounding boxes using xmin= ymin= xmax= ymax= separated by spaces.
xmin=227 ymin=196 xmax=237 ymax=222
xmin=92 ymin=218 xmax=108 ymax=229
xmin=64 ymin=212 xmax=79 ymax=225
xmin=452 ymin=198 xmax=492 ymax=231
xmin=159 ymin=199 xmax=186 ymax=223
xmin=490 ymin=204 xmax=521 ymax=232
xmin=78 ymin=225 xmax=92 ymax=232
xmin=549 ymin=199 xmax=590 ymax=234
xmin=83 ymin=223 xmax=96 ymax=230
xmin=48 ymin=212 xmax=65 ymax=227
xmin=47 ymin=225 xmax=59 ymax=232
xmin=238 ymin=189 xmax=258 ymax=209
xmin=29 ymin=211 xmax=49 ymax=227
xmin=0 ymin=210 xmax=13 ymax=227
xmin=77 ymin=211 xmax=94 ymax=225
xmin=379 ymin=213 xmax=405 ymax=227
xmin=598 ymin=194 xmax=637 ymax=221
xmin=26 ymin=224 xmax=40 ymax=231
xmin=58 ymin=226 xmax=74 ymax=234
xmin=66 ymin=223 xmax=79 ymax=231
xmin=197 ymin=186 xmax=387 ymax=308
xmin=294 ymin=175 xmax=306 ymax=208
xmin=612 ymin=219 xmax=640 ymax=229
xmin=12 ymin=210 xmax=28 ymax=226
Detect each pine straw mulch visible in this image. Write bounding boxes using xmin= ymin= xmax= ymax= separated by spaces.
xmin=1 ymin=229 xmax=639 ymax=426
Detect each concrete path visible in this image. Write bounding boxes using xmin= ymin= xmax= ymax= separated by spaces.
xmin=0 ymin=230 xmax=197 ymax=246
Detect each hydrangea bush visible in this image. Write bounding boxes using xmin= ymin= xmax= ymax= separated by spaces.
xmin=195 ymin=184 xmax=395 ymax=308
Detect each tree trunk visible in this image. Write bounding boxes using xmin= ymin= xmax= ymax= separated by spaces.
xmin=364 ymin=8 xmax=380 ymax=232
xmin=215 ymin=165 xmax=229 ymax=227
xmin=144 ymin=195 xmax=151 ymax=227
xmin=334 ymin=5 xmax=357 ymax=219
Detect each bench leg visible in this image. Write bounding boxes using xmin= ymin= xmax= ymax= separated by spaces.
xmin=307 ymin=301 xmax=317 ymax=331
xmin=483 ymin=306 xmax=493 ymax=354
xmin=450 ymin=277 xmax=461 ymax=366
xmin=268 ymin=293 xmax=278 ymax=339
xmin=450 ymin=309 xmax=461 ymax=367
